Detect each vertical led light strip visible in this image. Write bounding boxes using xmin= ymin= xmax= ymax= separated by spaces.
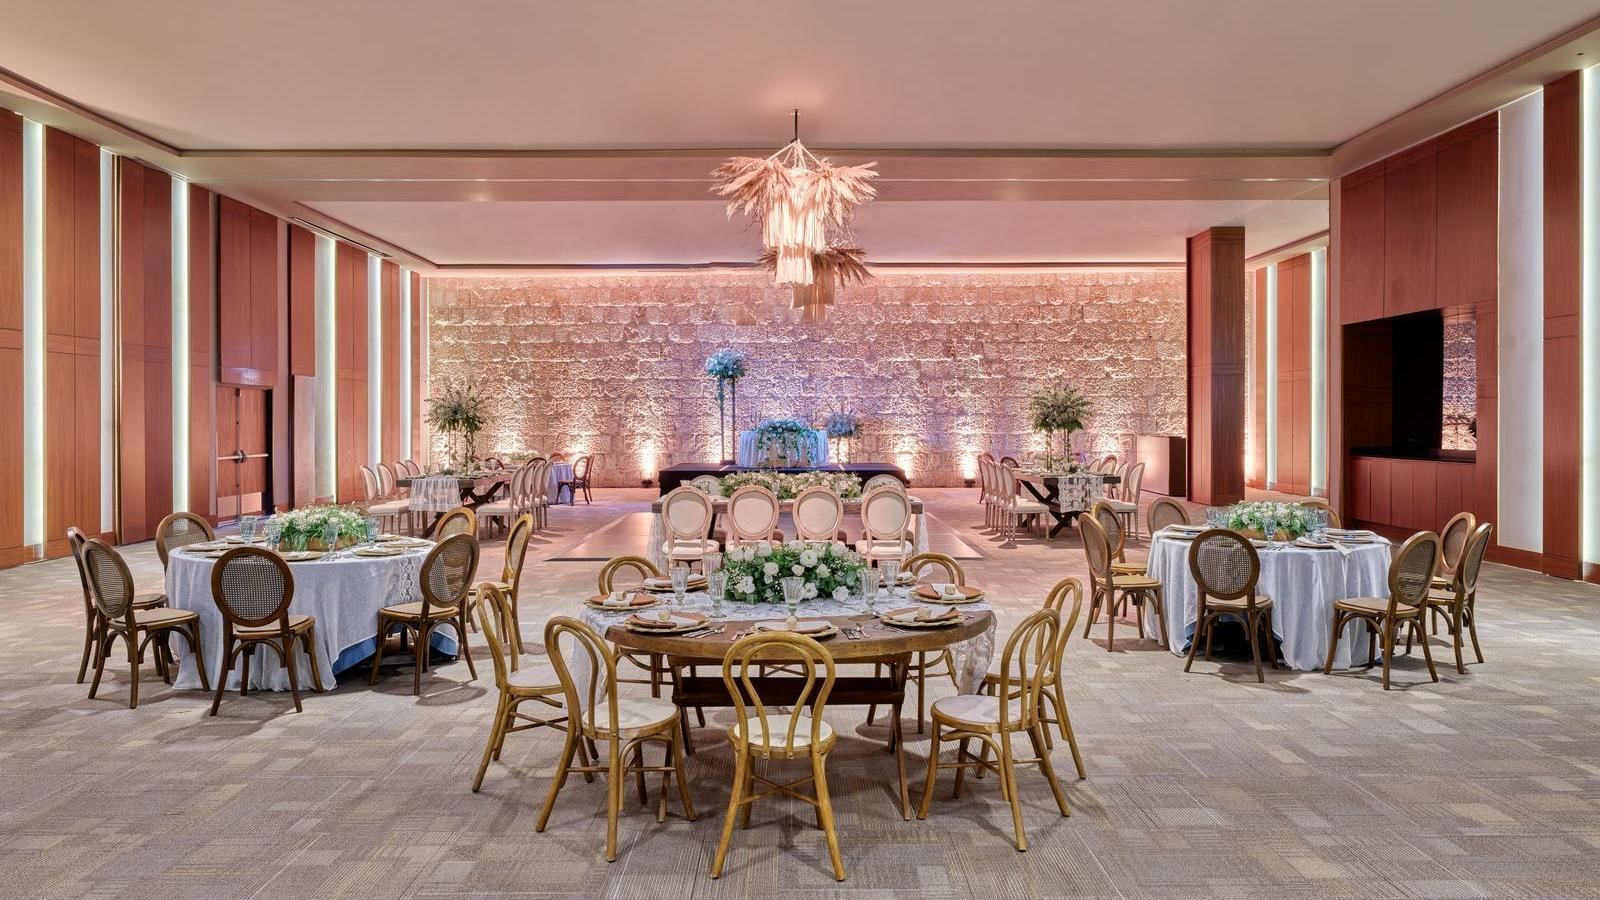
xmin=398 ymin=269 xmax=412 ymax=460
xmin=170 ymin=178 xmax=189 ymax=512
xmin=314 ymin=236 xmax=337 ymax=499
xmin=98 ymin=150 xmax=115 ymax=532
xmin=1498 ymin=91 xmax=1544 ymax=552
xmin=20 ymin=120 xmax=44 ymax=549
xmin=1264 ymin=263 xmax=1279 ymax=489
xmin=1310 ymin=248 xmax=1329 ymax=494
xmin=1581 ymin=65 xmax=1600 ymax=570
xmin=367 ymin=254 xmax=382 ymax=466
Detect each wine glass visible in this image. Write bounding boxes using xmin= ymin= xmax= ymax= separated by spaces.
xmin=859 ymin=566 xmax=881 ymax=615
xmin=780 ymin=576 xmax=805 ymax=630
xmin=706 ymin=570 xmax=728 ymax=619
xmin=880 ymin=558 xmax=902 ymax=600
xmin=322 ymin=520 xmax=341 ymax=555
xmin=670 ymin=564 xmax=690 ymax=609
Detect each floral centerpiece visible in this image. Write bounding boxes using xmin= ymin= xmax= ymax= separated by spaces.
xmin=823 ymin=409 xmax=863 ymax=463
xmin=426 ymin=381 xmax=488 ymax=470
xmin=705 ymin=348 xmax=748 ymax=463
xmin=269 ymin=505 xmax=368 ymax=551
xmin=718 ymin=470 xmax=862 ymax=500
xmin=723 ymin=539 xmax=866 ymax=604
xmin=1223 ymin=501 xmax=1320 ymax=540
xmin=752 ymin=417 xmax=815 ymax=464
xmin=1029 ymin=382 xmax=1092 ymax=456
xmin=1027 ymin=453 xmax=1081 ymax=475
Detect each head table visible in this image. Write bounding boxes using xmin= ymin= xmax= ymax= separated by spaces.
xmin=1142 ymin=530 xmax=1392 ymax=670
xmin=164 ymin=539 xmax=456 ymax=692
xmin=645 ymin=495 xmax=928 ymax=570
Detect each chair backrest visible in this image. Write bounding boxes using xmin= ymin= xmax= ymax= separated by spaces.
xmin=430 ymin=506 xmax=476 ymax=541
xmin=661 ymin=486 xmax=714 ymax=542
xmin=722 ymin=632 xmax=836 ymax=751
xmin=360 ymin=465 xmax=381 ymax=502
xmin=1078 ymin=515 xmax=1112 ymax=588
xmin=573 ymin=455 xmax=593 ymax=479
xmin=996 ymin=464 xmax=1024 ymax=508
xmin=689 ymin=474 xmax=722 ymax=495
xmin=1299 ymin=496 xmax=1341 ymax=528
xmin=1386 ymin=531 xmax=1442 ymax=615
xmin=376 ymin=463 xmax=398 ymax=498
xmin=978 ymin=451 xmax=995 ymax=464
xmin=545 ymin=616 xmax=618 ymax=736
xmin=549 ymin=452 xmax=567 ymax=462
xmin=1188 ymin=529 xmax=1263 ymax=608
xmin=1122 ymin=461 xmax=1145 ymax=503
xmin=990 ymin=608 xmax=1059 ymax=731
xmin=155 ymin=511 xmax=215 ymax=568
xmin=1438 ymin=511 xmax=1477 ymax=577
xmin=475 ymin=583 xmax=518 ymax=693
xmin=211 ymin=547 xmax=295 ymax=629
xmin=999 ymin=456 xmax=1019 ymax=468
xmin=903 ymin=551 xmax=965 ymax=585
xmin=1097 ymin=455 xmax=1117 ymax=473
xmin=792 ymin=486 xmax=844 ymax=542
xmin=861 ymin=473 xmax=903 ymax=494
xmin=860 ymin=487 xmax=912 ymax=544
xmin=66 ymin=526 xmax=93 ymax=612
xmin=420 ymin=533 xmax=480 ymax=617
xmin=598 ymin=555 xmax=662 ymax=592
xmin=1148 ymin=497 xmax=1190 ymax=532
xmin=726 ymin=485 xmax=781 ymax=544
xmin=1042 ymin=577 xmax=1085 ymax=683
xmin=81 ymin=538 xmax=135 ymax=623
xmin=1090 ymin=501 xmax=1127 ymax=561
xmin=503 ymin=514 xmax=534 ymax=589
xmin=1454 ymin=522 xmax=1494 ymax=596
xmin=402 ymin=459 xmax=421 ymax=477
xmin=527 ymin=459 xmax=551 ymax=504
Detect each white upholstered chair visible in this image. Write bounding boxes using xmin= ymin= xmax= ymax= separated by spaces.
xmin=855 ymin=487 xmax=915 ymax=563
xmin=660 ymin=486 xmax=719 ymax=566
xmin=793 ymin=486 xmax=845 ymax=543
xmin=724 ymin=485 xmax=782 ymax=547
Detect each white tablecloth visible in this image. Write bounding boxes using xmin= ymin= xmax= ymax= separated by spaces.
xmin=548 ymin=462 xmax=575 ymax=502
xmin=736 ymin=428 xmax=829 ymax=466
xmin=645 ymin=497 xmax=929 ymax=569
xmin=164 ymin=543 xmax=457 ymax=691
xmin=576 ymin=589 xmax=996 ymax=701
xmin=1143 ymin=531 xmax=1392 ymax=670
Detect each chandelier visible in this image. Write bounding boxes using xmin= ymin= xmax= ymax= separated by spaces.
xmin=713 ymin=111 xmax=878 ymax=321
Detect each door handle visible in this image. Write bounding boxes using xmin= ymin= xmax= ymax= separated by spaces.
xmin=233 ymin=449 xmax=247 ymax=463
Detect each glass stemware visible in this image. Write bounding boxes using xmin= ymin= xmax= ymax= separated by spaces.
xmin=239 ymin=515 xmax=259 ymax=543
xmin=879 ymin=558 xmax=902 ymax=601
xmin=364 ymin=516 xmax=380 ymax=547
xmin=780 ymin=576 xmax=805 ymax=630
xmin=323 ymin=520 xmax=341 ymax=555
xmin=670 ymin=564 xmax=690 ymax=609
xmin=702 ymin=551 xmax=724 ymax=574
xmin=263 ymin=517 xmax=282 ymax=551
xmin=706 ymin=570 xmax=728 ymax=619
xmin=859 ymin=566 xmax=881 ymax=615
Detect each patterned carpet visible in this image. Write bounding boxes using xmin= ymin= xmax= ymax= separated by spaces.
xmin=3 ymin=489 xmax=1599 ymax=898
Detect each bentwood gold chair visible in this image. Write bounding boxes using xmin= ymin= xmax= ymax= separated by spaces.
xmin=711 ymin=632 xmax=844 ymax=881
xmin=1432 ymin=511 xmax=1477 ymax=589
xmin=68 ymin=527 xmax=168 ymax=684
xmin=723 ymin=484 xmax=783 ymax=547
xmin=1185 ymin=530 xmax=1278 ymax=683
xmin=369 ymin=533 xmax=480 ymax=695
xmin=918 ymin=608 xmax=1070 ymax=851
xmin=871 ymin=552 xmax=964 ymax=734
xmin=1105 ymin=461 xmax=1145 ymax=536
xmin=209 ymin=547 xmax=324 ymax=715
xmin=599 ymin=556 xmax=672 ymax=697
xmin=471 ymin=583 xmax=577 ymax=792
xmin=538 ymin=616 xmax=695 ymax=863
xmin=1148 ymin=497 xmax=1191 ymax=533
xmin=525 ymin=458 xmax=554 ymax=531
xmin=1093 ymin=501 xmax=1145 ymax=577
xmin=82 ymin=538 xmax=209 ymax=708
xmin=475 ymin=463 xmax=526 ymax=537
xmin=792 ymin=485 xmax=846 ymax=543
xmin=1299 ymin=497 xmax=1342 ymax=529
xmin=983 ymin=577 xmax=1087 ymax=778
xmin=1322 ymin=531 xmax=1441 ymax=690
xmin=1080 ymin=516 xmax=1166 ymax=651
xmin=465 ymin=513 xmax=534 ymax=663
xmin=429 ymin=506 xmax=476 ymax=541
xmin=991 ymin=461 xmax=1049 ymax=545
xmin=1422 ymin=522 xmax=1493 ymax=674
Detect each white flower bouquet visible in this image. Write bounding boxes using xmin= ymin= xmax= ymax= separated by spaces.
xmin=722 ymin=539 xmax=866 ymax=604
xmin=269 ymin=504 xmax=369 ymax=550
xmin=1223 ymin=501 xmax=1319 ymax=540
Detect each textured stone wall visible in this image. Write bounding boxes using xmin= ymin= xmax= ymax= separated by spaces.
xmin=427 ymin=269 xmax=1187 ymax=486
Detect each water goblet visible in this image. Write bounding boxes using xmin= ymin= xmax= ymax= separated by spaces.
xmin=706 ymin=570 xmax=729 ymax=619
xmin=859 ymin=567 xmax=881 ymax=615
xmin=239 ymin=515 xmax=259 ymax=543
xmin=323 ymin=520 xmax=341 ymax=555
xmin=702 ymin=551 xmax=724 ymax=574
xmin=263 ymin=517 xmax=282 ymax=550
xmin=364 ymin=516 xmax=380 ymax=547
xmin=780 ymin=576 xmax=805 ymax=630
xmin=670 ymin=564 xmax=690 ymax=609
xmin=880 ymin=558 xmax=902 ymax=600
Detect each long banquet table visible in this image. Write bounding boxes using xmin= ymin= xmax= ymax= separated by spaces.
xmin=1012 ymin=470 xmax=1121 ymax=537
xmin=165 ymin=539 xmax=456 ymax=691
xmin=645 ymin=494 xmax=928 ymax=569
xmin=1142 ymin=529 xmax=1392 ymax=670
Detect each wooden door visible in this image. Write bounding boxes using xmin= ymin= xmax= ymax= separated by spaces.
xmin=216 ymin=386 xmax=272 ymax=521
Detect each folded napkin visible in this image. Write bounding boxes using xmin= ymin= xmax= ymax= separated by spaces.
xmin=627 ymin=612 xmax=695 ymax=629
xmin=890 ymin=607 xmax=959 ymax=624
xmin=644 ymin=575 xmax=705 ymax=589
xmin=601 ymin=591 xmax=636 ymax=608
xmin=931 ymin=582 xmax=964 ymax=601
xmin=754 ymin=620 xmax=830 ymax=635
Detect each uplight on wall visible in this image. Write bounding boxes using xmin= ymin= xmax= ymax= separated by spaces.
xmin=20 ymin=120 xmax=43 ymax=548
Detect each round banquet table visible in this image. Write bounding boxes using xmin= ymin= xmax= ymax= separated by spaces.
xmin=1142 ymin=531 xmax=1392 ymax=671
xmin=164 ymin=541 xmax=456 ymax=692
xmin=547 ymin=461 xmax=575 ymax=502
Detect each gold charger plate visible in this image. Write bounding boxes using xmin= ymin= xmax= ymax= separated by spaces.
xmin=880 ymin=607 xmax=963 ymax=628
xmin=623 ymin=611 xmax=709 ymax=634
xmin=280 ymin=550 xmax=326 ymax=562
xmin=183 ymin=542 xmax=230 ymax=552
xmin=640 ymin=577 xmax=708 ymax=593
xmin=352 ymin=546 xmax=403 ymax=558
xmin=752 ymin=620 xmax=840 ymax=638
xmin=910 ymin=584 xmax=985 ymax=605
xmin=585 ymin=593 xmax=660 ymax=611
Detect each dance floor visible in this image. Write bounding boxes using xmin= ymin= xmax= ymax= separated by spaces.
xmin=3 ymin=489 xmax=1600 ymax=898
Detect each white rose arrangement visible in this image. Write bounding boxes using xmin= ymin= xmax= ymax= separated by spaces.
xmin=721 ymin=539 xmax=867 ymax=604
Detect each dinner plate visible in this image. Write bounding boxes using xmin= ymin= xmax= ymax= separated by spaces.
xmin=280 ymin=550 xmax=325 ymax=562
xmin=376 ymin=534 xmax=407 ymax=542
xmin=624 ymin=611 xmax=709 ymax=634
xmin=1167 ymin=524 xmax=1210 ymax=534
xmin=1160 ymin=530 xmax=1199 ymax=541
xmin=352 ymin=546 xmax=403 ymax=558
xmin=192 ymin=548 xmax=230 ymax=558
xmin=224 ymin=535 xmax=267 ymax=544
xmin=910 ymin=584 xmax=985 ymax=604
xmin=1294 ymin=538 xmax=1338 ymax=550
xmin=752 ymin=620 xmax=839 ymax=638
xmin=641 ymin=576 xmax=707 ymax=592
xmin=183 ymin=541 xmax=230 ymax=552
xmin=880 ymin=607 xmax=963 ymax=628
xmin=586 ymin=593 xmax=659 ymax=611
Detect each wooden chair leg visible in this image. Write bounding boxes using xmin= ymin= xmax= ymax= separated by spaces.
xmin=604 ymin=738 xmax=624 ymax=861
xmin=472 ymin=696 xmax=508 ymax=792
xmin=209 ymin=637 xmax=237 ymax=716
xmin=1322 ymin=612 xmax=1344 ymax=674
xmin=1247 ymin=610 xmax=1264 ymax=683
xmin=998 ymin=734 xmax=1027 ymax=851
xmin=1028 ymin=724 xmax=1071 ymax=816
xmin=413 ymin=624 xmax=428 ymax=695
xmin=368 ymin=621 xmax=391 ymax=685
xmin=1184 ymin=611 xmax=1205 ymax=673
xmin=812 ymin=753 xmax=845 ymax=881
xmin=1466 ymin=605 xmax=1484 ymax=663
xmin=535 ymin=731 xmax=581 ymax=832
xmin=77 ymin=617 xmax=97 ymax=684
xmin=456 ymin=615 xmax=478 ymax=680
xmin=126 ymin=630 xmax=142 ymax=710
xmin=1380 ymin=620 xmax=1395 ymax=690
xmin=284 ymin=637 xmax=305 ymax=713
xmin=1055 ymin=687 xmax=1088 ymax=779
xmin=711 ymin=749 xmax=747 ymax=878
xmin=1416 ymin=619 xmax=1439 ymax=683
xmin=302 ymin=630 xmax=326 ymax=692
xmin=671 ymin=729 xmax=695 ymax=820
xmin=87 ymin=626 xmax=110 ymax=699
xmin=916 ymin=723 xmax=943 ymax=820
xmin=1450 ymin=606 xmax=1467 ymax=675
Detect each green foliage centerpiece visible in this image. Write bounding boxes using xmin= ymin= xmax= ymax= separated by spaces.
xmin=426 ymin=381 xmax=488 ymax=470
xmin=723 ymin=539 xmax=866 ymax=605
xmin=1223 ymin=501 xmax=1319 ymax=541
xmin=718 ymin=470 xmax=863 ymax=500
xmin=270 ymin=505 xmax=368 ymax=551
xmin=705 ymin=348 xmax=748 ymax=463
xmin=751 ymin=417 xmax=814 ymax=465
xmin=1029 ymin=382 xmax=1093 ymax=456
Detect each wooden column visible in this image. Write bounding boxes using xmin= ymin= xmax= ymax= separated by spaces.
xmin=336 ymin=243 xmax=368 ymax=501
xmin=1543 ymin=71 xmax=1582 ymax=580
xmin=189 ymin=188 xmax=217 ymax=521
xmin=0 ymin=110 xmax=26 ymax=566
xmin=1276 ymin=254 xmax=1312 ymax=496
xmin=1186 ymin=226 xmax=1247 ymax=505
xmin=117 ymin=159 xmax=173 ymax=544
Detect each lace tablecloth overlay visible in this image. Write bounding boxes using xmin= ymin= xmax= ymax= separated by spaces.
xmin=1143 ymin=530 xmax=1393 ymax=670
xmin=165 ymin=543 xmax=453 ymax=691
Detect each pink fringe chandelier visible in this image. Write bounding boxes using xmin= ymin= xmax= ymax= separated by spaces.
xmin=713 ymin=111 xmax=878 ymax=321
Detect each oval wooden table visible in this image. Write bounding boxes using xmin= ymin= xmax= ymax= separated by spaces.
xmin=606 ymin=609 xmax=995 ymax=820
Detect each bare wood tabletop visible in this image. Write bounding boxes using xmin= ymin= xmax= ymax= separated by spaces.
xmin=605 ymin=609 xmax=993 ymax=663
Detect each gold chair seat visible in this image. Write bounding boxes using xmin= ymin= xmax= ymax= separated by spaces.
xmin=1109 ymin=561 xmax=1145 ymax=576
xmin=380 ymin=601 xmax=460 ymax=620
xmin=1203 ymin=593 xmax=1273 ymax=611
xmin=1430 ymin=575 xmax=1453 ymax=589
xmin=133 ymin=593 xmax=168 ymax=610
xmin=1332 ymin=596 xmax=1421 ymax=617
xmin=1423 ymin=589 xmax=1460 ymax=605
xmin=856 ymin=539 xmax=914 ymax=559
xmin=1112 ymin=574 xmax=1161 ymax=590
xmin=237 ymin=614 xmax=316 ymax=636
xmin=116 ymin=607 xmax=199 ymax=629
xmin=505 ymin=665 xmax=563 ymax=696
xmin=930 ymin=694 xmax=1025 ymax=730
xmin=590 ymin=696 xmax=679 ymax=736
xmin=732 ymin=713 xmax=835 ymax=750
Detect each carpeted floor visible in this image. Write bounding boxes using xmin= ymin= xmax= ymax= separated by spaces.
xmin=3 ymin=488 xmax=1600 ymax=898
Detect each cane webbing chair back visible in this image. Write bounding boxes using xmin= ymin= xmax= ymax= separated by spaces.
xmin=156 ymin=511 xmax=215 ymax=568
xmin=212 ymin=548 xmax=294 ymax=627
xmin=1438 ymin=512 xmax=1477 ymax=578
xmin=1148 ymin=497 xmax=1190 ymax=532
xmin=1078 ymin=515 xmax=1111 ymax=583
xmin=1456 ymin=522 xmax=1493 ymax=595
xmin=422 ymin=533 xmax=480 ymax=617
xmin=1091 ymin=501 xmax=1127 ymax=559
xmin=1388 ymin=531 xmax=1442 ymax=614
xmin=82 ymin=539 xmax=135 ymax=623
xmin=1189 ymin=529 xmax=1261 ymax=603
xmin=503 ymin=515 xmax=533 ymax=587
xmin=430 ymin=506 xmax=476 ymax=541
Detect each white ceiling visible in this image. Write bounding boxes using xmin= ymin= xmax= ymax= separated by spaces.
xmin=1 ymin=0 xmax=1593 ymax=266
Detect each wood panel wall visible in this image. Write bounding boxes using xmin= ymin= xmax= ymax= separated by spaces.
xmin=1275 ymin=254 xmax=1311 ymax=495
xmin=218 ymin=197 xmax=279 ymax=387
xmin=1249 ymin=268 xmax=1267 ymax=489
xmin=1185 ymin=226 xmax=1246 ymax=505
xmin=118 ymin=158 xmax=172 ymax=543
xmin=288 ymin=224 xmax=316 ymax=378
xmin=41 ymin=129 xmax=100 ymax=556
xmin=381 ymin=260 xmax=401 ymax=464
xmin=1543 ymin=72 xmax=1582 ymax=580
xmin=336 ymin=243 xmax=368 ymax=501
xmin=189 ymin=188 xmax=216 ymax=521
xmin=0 ymin=111 xmax=25 ymax=566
